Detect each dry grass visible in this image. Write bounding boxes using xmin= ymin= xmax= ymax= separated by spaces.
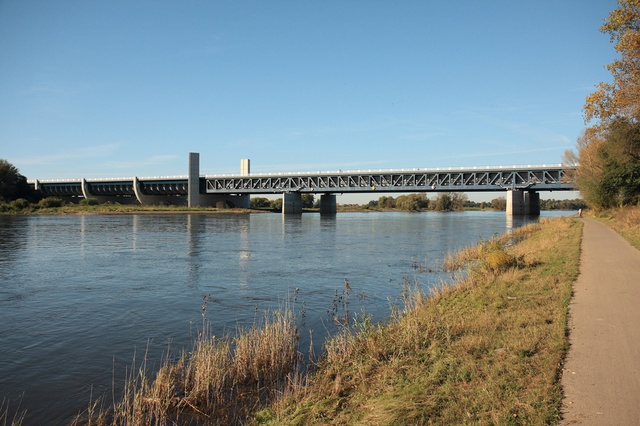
xmin=593 ymin=205 xmax=640 ymax=249
xmin=74 ymin=309 xmax=300 ymax=425
xmin=262 ymin=217 xmax=582 ymax=425
xmin=0 ymin=398 xmax=25 ymax=426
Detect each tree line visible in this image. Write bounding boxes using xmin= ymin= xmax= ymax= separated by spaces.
xmin=565 ymin=0 xmax=640 ymax=209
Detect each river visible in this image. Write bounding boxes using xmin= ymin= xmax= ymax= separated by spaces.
xmin=0 ymin=211 xmax=570 ymax=424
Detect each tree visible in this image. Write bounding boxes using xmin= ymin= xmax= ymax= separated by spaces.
xmin=301 ymin=194 xmax=315 ymax=208
xmin=377 ymin=196 xmax=396 ymax=209
xmin=430 ymin=193 xmax=453 ymax=211
xmin=451 ymin=193 xmax=468 ymax=211
xmin=573 ymin=0 xmax=640 ymax=209
xmin=584 ymin=0 xmax=640 ymax=126
xmin=491 ymin=197 xmax=507 ymax=211
xmin=270 ymin=198 xmax=283 ymax=210
xmin=396 ymin=193 xmax=429 ymax=211
xmin=250 ymin=197 xmax=272 ymax=208
xmin=0 ymin=159 xmax=32 ymax=202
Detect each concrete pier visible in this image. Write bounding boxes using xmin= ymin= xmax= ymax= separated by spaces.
xmin=506 ymin=189 xmax=540 ymax=216
xmin=282 ymin=193 xmax=302 ymax=214
xmin=320 ymin=194 xmax=337 ymax=215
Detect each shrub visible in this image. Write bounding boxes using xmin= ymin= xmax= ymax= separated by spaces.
xmin=37 ymin=197 xmax=64 ymax=208
xmin=11 ymin=198 xmax=30 ymax=210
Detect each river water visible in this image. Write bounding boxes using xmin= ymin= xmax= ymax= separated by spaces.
xmin=0 ymin=211 xmax=570 ymax=424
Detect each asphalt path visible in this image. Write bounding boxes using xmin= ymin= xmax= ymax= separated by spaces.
xmin=561 ymin=219 xmax=640 ymax=424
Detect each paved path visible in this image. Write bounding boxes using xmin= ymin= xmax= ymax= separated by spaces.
xmin=561 ymin=219 xmax=640 ymax=425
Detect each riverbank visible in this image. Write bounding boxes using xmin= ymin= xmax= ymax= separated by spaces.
xmin=0 ymin=211 xmax=592 ymax=424
xmin=258 ymin=216 xmax=583 ymax=424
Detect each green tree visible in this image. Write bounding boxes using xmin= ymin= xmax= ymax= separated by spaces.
xmin=396 ymin=193 xmax=429 ymax=211
xmin=270 ymin=198 xmax=283 ymax=210
xmin=250 ymin=197 xmax=272 ymax=208
xmin=301 ymin=194 xmax=315 ymax=208
xmin=377 ymin=196 xmax=396 ymax=209
xmin=430 ymin=193 xmax=453 ymax=211
xmin=451 ymin=193 xmax=468 ymax=211
xmin=0 ymin=159 xmax=32 ymax=202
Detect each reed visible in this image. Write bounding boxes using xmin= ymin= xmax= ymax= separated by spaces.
xmin=75 ymin=309 xmax=300 ymax=425
xmin=0 ymin=398 xmax=25 ymax=426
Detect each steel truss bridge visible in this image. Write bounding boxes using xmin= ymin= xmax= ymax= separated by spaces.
xmin=205 ymin=165 xmax=575 ymax=194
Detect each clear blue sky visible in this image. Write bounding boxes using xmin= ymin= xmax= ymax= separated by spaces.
xmin=0 ymin=1 xmax=617 ymax=201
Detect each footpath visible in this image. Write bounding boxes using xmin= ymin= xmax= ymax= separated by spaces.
xmin=561 ymin=219 xmax=640 ymax=424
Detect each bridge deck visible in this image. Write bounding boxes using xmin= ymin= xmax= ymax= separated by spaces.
xmin=29 ymin=165 xmax=576 ymax=198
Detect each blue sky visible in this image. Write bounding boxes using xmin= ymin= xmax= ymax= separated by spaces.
xmin=0 ymin=1 xmax=618 ymax=201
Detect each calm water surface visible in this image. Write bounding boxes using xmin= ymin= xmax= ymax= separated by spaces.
xmin=0 ymin=211 xmax=568 ymax=424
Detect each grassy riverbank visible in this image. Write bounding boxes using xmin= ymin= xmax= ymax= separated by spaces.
xmin=2 ymin=215 xmax=585 ymax=425
xmin=258 ymin=216 xmax=583 ymax=424
xmin=590 ymin=206 xmax=640 ymax=249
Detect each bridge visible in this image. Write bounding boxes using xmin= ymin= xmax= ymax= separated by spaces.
xmin=29 ymin=152 xmax=576 ymax=216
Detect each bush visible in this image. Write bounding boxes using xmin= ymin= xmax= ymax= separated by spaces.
xmin=12 ymin=198 xmax=30 ymax=210
xmin=37 ymin=197 xmax=64 ymax=208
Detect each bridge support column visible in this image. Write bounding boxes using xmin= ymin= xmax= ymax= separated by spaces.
xmin=320 ymin=194 xmax=336 ymax=215
xmin=525 ymin=191 xmax=540 ymax=216
xmin=188 ymin=152 xmax=201 ymax=207
xmin=282 ymin=193 xmax=302 ymax=214
xmin=507 ymin=190 xmax=540 ymax=216
xmin=506 ymin=190 xmax=525 ymax=216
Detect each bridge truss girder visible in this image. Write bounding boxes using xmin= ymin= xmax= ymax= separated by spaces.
xmin=205 ymin=167 xmax=575 ymax=194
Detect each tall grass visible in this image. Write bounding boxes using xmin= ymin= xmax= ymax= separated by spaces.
xmin=594 ymin=205 xmax=640 ymax=249
xmin=74 ymin=309 xmax=300 ymax=425
xmin=265 ymin=217 xmax=581 ymax=424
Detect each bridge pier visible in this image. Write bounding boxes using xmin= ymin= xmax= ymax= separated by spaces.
xmin=506 ymin=189 xmax=540 ymax=216
xmin=282 ymin=193 xmax=302 ymax=214
xmin=320 ymin=194 xmax=337 ymax=215
xmin=188 ymin=152 xmax=200 ymax=207
xmin=526 ymin=191 xmax=540 ymax=216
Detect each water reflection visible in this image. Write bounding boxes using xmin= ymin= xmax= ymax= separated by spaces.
xmin=186 ymin=214 xmax=206 ymax=287
xmin=506 ymin=215 xmax=536 ymax=230
xmin=238 ymin=215 xmax=251 ymax=289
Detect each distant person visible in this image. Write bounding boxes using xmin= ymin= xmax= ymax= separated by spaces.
xmin=578 ymin=208 xmax=583 ymax=218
